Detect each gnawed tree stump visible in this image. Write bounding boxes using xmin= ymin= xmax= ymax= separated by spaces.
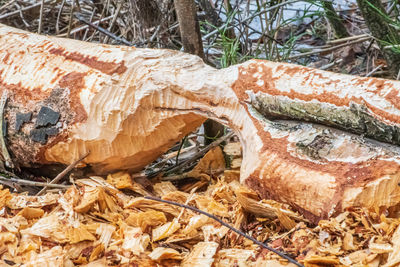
xmin=2 ymin=24 xmax=400 ymax=222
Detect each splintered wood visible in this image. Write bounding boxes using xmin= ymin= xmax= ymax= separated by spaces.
xmin=1 ymin=147 xmax=400 ymax=266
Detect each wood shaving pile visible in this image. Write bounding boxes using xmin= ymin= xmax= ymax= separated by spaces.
xmin=1 ymin=145 xmax=400 ymax=266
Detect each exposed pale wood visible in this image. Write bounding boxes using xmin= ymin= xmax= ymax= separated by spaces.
xmin=2 ymin=24 xmax=400 ymax=222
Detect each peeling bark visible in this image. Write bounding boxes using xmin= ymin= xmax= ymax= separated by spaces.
xmin=2 ymin=24 xmax=400 ymax=222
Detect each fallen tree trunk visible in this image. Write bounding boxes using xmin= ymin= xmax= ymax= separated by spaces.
xmin=2 ymin=24 xmax=400 ymax=222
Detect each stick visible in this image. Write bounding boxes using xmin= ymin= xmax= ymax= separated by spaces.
xmin=366 ymin=64 xmax=383 ymax=77
xmin=74 ymin=13 xmax=133 ymax=46
xmin=36 ymin=151 xmax=89 ymax=195
xmin=38 ymin=0 xmax=45 ymax=34
xmin=326 ymin=33 xmax=370 ymax=45
xmin=0 ymin=2 xmax=47 ymax=20
xmin=0 ymin=175 xmax=69 ymax=189
xmin=288 ymin=36 xmax=372 ymax=59
xmin=64 ymin=15 xmax=113 ymax=36
xmin=202 ymin=0 xmax=299 ymax=40
xmin=165 ymin=131 xmax=233 ymax=175
xmin=103 ymin=2 xmax=122 ymax=44
xmin=144 ymin=195 xmax=304 ymax=267
xmin=66 ymin=0 xmax=75 ymax=38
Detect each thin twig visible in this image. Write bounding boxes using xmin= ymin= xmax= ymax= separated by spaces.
xmin=288 ymin=37 xmax=372 ymax=60
xmin=65 ymin=15 xmax=114 ymax=36
xmin=82 ymin=7 xmax=97 ymax=41
xmin=315 ymin=58 xmax=343 ymax=70
xmin=326 ymin=33 xmax=370 ymax=45
xmin=366 ymin=64 xmax=383 ymax=77
xmin=164 ymin=131 xmax=234 ymax=176
xmin=36 ymin=151 xmax=89 ymax=196
xmin=103 ymin=2 xmax=122 ymax=44
xmin=175 ymin=136 xmax=187 ymax=166
xmin=202 ymin=0 xmax=299 ymax=40
xmin=144 ymin=196 xmax=304 ymax=267
xmin=74 ymin=13 xmax=133 ymax=46
xmin=55 ymin=0 xmax=66 ymax=35
xmin=0 ymin=0 xmax=16 ymax=12
xmin=38 ymin=0 xmax=45 ymax=34
xmin=0 ymin=1 xmax=51 ymax=20
xmin=88 ymin=0 xmax=109 ymax=42
xmin=0 ymin=175 xmax=69 ymax=189
xmin=66 ymin=0 xmax=75 ymax=38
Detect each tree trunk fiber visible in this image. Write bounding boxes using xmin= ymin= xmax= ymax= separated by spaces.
xmin=2 ymin=24 xmax=400 ymax=222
